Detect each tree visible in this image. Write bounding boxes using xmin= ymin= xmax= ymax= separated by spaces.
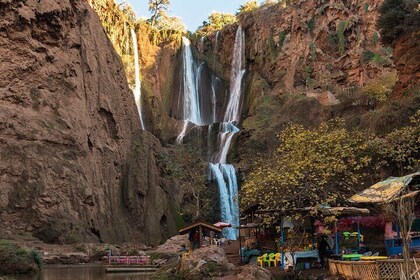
xmin=241 ymin=119 xmax=373 ymax=217
xmin=363 ymin=71 xmax=398 ymax=103
xmin=156 ymin=146 xmax=210 ymax=223
xmin=376 ymin=110 xmax=420 ymax=175
xmin=237 ymin=1 xmax=259 ymax=15
xmin=149 ymin=0 xmax=170 ymax=27
xmin=155 ymin=11 xmax=186 ymax=33
xmin=377 ymin=0 xmax=420 ymax=45
xmin=92 ymin=0 xmax=136 ymax=55
xmin=195 ymin=12 xmax=236 ymax=37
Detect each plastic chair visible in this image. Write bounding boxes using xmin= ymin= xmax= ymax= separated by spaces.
xmin=257 ymin=254 xmax=266 ymax=267
xmin=274 ymin=253 xmax=281 ymax=267
xmin=263 ymin=253 xmax=271 ymax=267
xmin=268 ymin=253 xmax=276 ymax=267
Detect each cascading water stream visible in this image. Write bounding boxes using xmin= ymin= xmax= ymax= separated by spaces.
xmin=209 ymin=26 xmax=245 ymax=240
xmin=176 ymin=37 xmax=203 ymax=144
xmin=224 ymin=26 xmax=246 ymax=124
xmin=131 ymin=29 xmax=145 ymax=130
xmin=175 ymin=27 xmax=245 ymax=240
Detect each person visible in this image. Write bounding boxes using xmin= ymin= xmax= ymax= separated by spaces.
xmin=194 ymin=229 xmax=200 ymax=249
xmin=318 ymin=234 xmax=331 ymax=269
xmin=357 ymin=242 xmax=370 ymax=254
xmin=189 ymin=229 xmax=196 ymax=250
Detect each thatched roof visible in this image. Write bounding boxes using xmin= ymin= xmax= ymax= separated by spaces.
xmin=350 ymin=171 xmax=420 ymax=204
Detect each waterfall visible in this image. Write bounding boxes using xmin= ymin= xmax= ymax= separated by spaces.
xmin=211 ymin=77 xmax=220 ymax=123
xmin=209 ymin=163 xmax=239 ymax=239
xmin=211 ymin=27 xmax=245 ymax=239
xmin=224 ymin=26 xmax=246 ymax=123
xmin=176 ymin=37 xmax=203 ymax=144
xmin=131 ymin=29 xmax=145 ymax=130
xmin=176 ymin=27 xmax=246 ymax=240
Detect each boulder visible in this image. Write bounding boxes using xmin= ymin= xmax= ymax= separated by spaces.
xmin=155 ymin=234 xmax=189 ymax=254
xmin=180 ymin=245 xmax=235 ymax=279
xmin=235 ymin=264 xmax=273 ymax=280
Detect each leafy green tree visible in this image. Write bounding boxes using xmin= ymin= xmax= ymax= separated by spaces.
xmin=196 ymin=12 xmax=236 ymax=37
xmin=155 ymin=11 xmax=186 ymax=32
xmin=157 ymin=146 xmax=210 ymax=223
xmin=377 ymin=0 xmax=420 ymax=44
xmin=241 ymin=120 xmax=373 ymax=215
xmin=149 ymin=0 xmax=171 ymax=27
xmin=376 ymin=110 xmax=420 ymax=175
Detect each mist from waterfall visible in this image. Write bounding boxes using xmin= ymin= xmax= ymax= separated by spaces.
xmin=131 ymin=29 xmax=145 ymax=130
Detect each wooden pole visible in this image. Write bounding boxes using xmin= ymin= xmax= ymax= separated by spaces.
xmin=239 ymin=226 xmax=242 ymax=264
xmin=281 ymin=217 xmax=285 ymax=270
xmin=199 ymin=225 xmax=202 ymax=248
xmin=335 ymin=220 xmax=339 ymax=255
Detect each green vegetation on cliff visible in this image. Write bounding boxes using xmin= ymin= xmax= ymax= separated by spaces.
xmin=196 ymin=13 xmax=237 ymax=37
xmin=377 ymin=0 xmax=420 ymax=44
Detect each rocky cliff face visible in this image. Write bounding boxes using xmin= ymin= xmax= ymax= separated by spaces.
xmin=200 ymin=0 xmax=393 ymax=92
xmin=392 ymin=32 xmax=420 ymax=96
xmin=0 ymin=0 xmax=178 ymax=245
xmin=190 ymin=0 xmax=419 ymax=172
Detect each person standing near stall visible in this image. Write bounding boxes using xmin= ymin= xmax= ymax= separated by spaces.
xmin=318 ymin=234 xmax=331 ymax=268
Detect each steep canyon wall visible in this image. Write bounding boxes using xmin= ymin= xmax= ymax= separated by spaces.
xmin=0 ymin=0 xmax=178 ymax=245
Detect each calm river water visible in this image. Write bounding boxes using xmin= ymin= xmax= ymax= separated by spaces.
xmin=12 ymin=265 xmax=151 ymax=280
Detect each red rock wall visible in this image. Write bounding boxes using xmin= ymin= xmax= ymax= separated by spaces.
xmin=0 ymin=0 xmax=178 ymax=245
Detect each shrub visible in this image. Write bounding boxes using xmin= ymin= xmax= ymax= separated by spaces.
xmin=372 ymin=54 xmax=389 ymax=66
xmin=278 ymin=31 xmax=287 ymax=49
xmin=269 ymin=29 xmax=278 ymax=61
xmin=364 ymin=3 xmax=369 ymax=12
xmin=309 ymin=42 xmax=317 ymax=60
xmin=307 ymin=17 xmax=316 ymax=36
xmin=363 ymin=50 xmax=389 ymax=66
xmin=363 ymin=71 xmax=398 ymax=102
xmin=336 ymin=20 xmax=347 ymax=55
xmin=372 ymin=31 xmax=379 ymax=46
xmin=0 ymin=240 xmax=42 ymax=274
xmin=362 ymin=50 xmax=375 ymax=62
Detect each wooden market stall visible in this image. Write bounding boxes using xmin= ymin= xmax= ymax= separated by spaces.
xmin=179 ymin=221 xmax=222 ymax=248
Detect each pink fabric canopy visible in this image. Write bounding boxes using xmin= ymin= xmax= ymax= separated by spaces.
xmin=214 ymin=222 xmax=232 ymax=228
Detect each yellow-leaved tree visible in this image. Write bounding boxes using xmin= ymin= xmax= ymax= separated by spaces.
xmin=241 ymin=119 xmax=374 ymax=215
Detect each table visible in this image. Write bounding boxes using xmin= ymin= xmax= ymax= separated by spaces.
xmin=342 ymin=253 xmax=363 ymax=260
xmin=360 ymin=256 xmax=388 ymax=260
xmin=329 ymin=254 xmax=343 ymax=260
xmin=284 ymin=250 xmax=319 ymax=269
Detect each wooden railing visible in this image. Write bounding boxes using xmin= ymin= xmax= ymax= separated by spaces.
xmin=107 ymin=256 xmax=150 ymax=265
xmin=329 ymin=259 xmax=420 ymax=280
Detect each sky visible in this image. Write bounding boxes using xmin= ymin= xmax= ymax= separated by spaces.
xmin=121 ymin=0 xmax=253 ymax=31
